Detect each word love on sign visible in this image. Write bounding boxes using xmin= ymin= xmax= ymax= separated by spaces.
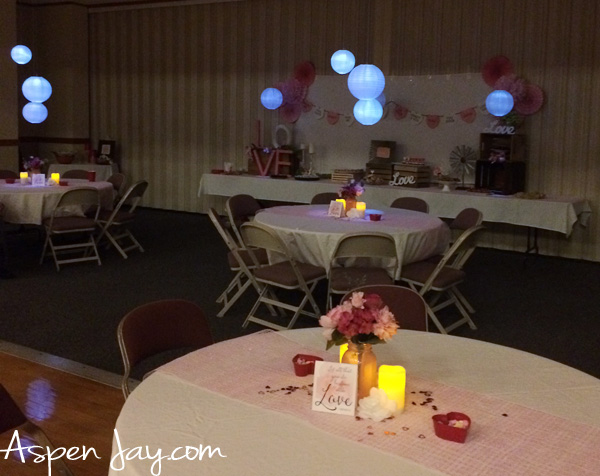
xmin=389 ymin=172 xmax=417 ymax=187
xmin=311 ymin=361 xmax=358 ymax=416
xmin=483 ymin=119 xmax=515 ymax=135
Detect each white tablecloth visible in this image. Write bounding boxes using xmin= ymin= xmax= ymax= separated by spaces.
xmin=254 ymin=205 xmax=450 ymax=278
xmin=199 ymin=174 xmax=591 ymax=236
xmin=48 ymin=163 xmax=119 ymax=182
xmin=109 ymin=329 xmax=600 ymax=476
xmin=0 ymin=179 xmax=113 ymax=224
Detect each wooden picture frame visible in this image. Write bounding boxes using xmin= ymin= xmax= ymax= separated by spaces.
xmin=369 ymin=140 xmax=396 ymax=164
xmin=97 ymin=140 xmax=116 ymax=164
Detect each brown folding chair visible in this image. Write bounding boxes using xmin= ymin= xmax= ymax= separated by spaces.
xmin=208 ymin=207 xmax=270 ymax=317
xmin=0 ymin=384 xmax=74 ymax=475
xmin=0 ymin=170 xmax=18 ymax=179
xmin=240 ymin=222 xmax=326 ymax=331
xmin=400 ymin=225 xmax=485 ymax=334
xmin=428 ymin=207 xmax=483 ymax=265
xmin=226 ymin=194 xmax=262 ymax=246
xmin=106 ymin=172 xmax=128 ymax=205
xmin=342 ymin=284 xmax=428 ymax=331
xmin=62 ymin=169 xmax=90 ymax=179
xmin=117 ymin=299 xmax=214 ymax=399
xmin=310 ymin=192 xmax=339 ymax=205
xmin=39 ymin=188 xmax=102 ymax=271
xmin=390 ymin=196 xmax=429 ymax=213
xmin=327 ymin=232 xmax=398 ymax=310
xmin=96 ymin=180 xmax=148 ymax=259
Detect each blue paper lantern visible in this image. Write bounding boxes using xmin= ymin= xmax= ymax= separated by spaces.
xmin=330 ymin=50 xmax=355 ymax=74
xmin=353 ymin=99 xmax=383 ymax=126
xmin=260 ymin=88 xmax=283 ymax=110
xmin=22 ymin=77 xmax=52 ymax=103
xmin=22 ymin=102 xmax=48 ymax=124
xmin=11 ymin=45 xmax=32 ymax=65
xmin=486 ymin=90 xmax=514 ymax=117
xmin=348 ymin=64 xmax=385 ymax=100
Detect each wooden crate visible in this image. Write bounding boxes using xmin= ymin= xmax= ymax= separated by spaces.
xmin=390 ymin=164 xmax=431 ymax=188
xmin=331 ymin=169 xmax=364 ymax=184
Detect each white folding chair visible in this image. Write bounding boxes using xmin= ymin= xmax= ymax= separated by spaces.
xmin=96 ymin=180 xmax=148 ymax=259
xmin=241 ymin=222 xmax=326 ymax=331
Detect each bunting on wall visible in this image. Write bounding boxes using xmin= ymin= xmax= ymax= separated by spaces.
xmin=309 ymin=101 xmax=489 ymax=128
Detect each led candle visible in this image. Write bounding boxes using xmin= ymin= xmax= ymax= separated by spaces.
xmin=51 ymin=173 xmax=60 ymax=185
xmin=339 ymin=343 xmax=348 ymax=363
xmin=356 ymin=202 xmax=366 ymax=218
xmin=378 ymin=365 xmax=406 ymax=413
xmin=20 ymin=172 xmax=28 ymax=184
xmin=335 ymin=198 xmax=346 ymax=211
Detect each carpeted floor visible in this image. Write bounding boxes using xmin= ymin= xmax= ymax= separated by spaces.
xmin=1 ymin=208 xmax=599 ymax=379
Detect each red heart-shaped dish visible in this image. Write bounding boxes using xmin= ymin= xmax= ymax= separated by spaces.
xmin=292 ymin=354 xmax=323 ymax=377
xmin=432 ymin=412 xmax=471 ymax=443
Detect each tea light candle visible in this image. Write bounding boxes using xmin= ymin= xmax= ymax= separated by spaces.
xmin=336 ymin=198 xmax=346 ymax=211
xmin=20 ymin=172 xmax=28 ymax=184
xmin=339 ymin=343 xmax=348 ymax=363
xmin=356 ymin=202 xmax=366 ymax=218
xmin=378 ymin=365 xmax=406 ymax=413
xmin=51 ymin=173 xmax=60 ymax=185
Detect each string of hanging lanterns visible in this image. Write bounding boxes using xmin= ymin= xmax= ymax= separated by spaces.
xmin=10 ymin=44 xmax=53 ymax=124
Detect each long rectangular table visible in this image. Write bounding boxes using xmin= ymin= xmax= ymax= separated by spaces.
xmin=199 ymin=173 xmax=591 ymax=237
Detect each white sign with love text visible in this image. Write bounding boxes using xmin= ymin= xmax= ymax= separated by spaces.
xmin=311 ymin=361 xmax=358 ymax=416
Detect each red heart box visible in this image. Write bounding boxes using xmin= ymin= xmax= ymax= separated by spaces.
xmin=432 ymin=412 xmax=471 ymax=443
xmin=292 ymin=354 xmax=323 ymax=377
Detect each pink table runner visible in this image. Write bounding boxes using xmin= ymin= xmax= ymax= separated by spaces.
xmin=160 ymin=331 xmax=600 ymax=475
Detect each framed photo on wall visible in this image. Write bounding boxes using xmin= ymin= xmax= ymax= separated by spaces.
xmin=369 ymin=140 xmax=396 ymax=163
xmin=97 ymin=140 xmax=116 ymax=164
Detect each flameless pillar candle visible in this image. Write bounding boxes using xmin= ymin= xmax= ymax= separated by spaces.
xmin=51 ymin=173 xmax=60 ymax=184
xmin=356 ymin=202 xmax=366 ymax=218
xmin=378 ymin=365 xmax=406 ymax=413
xmin=336 ymin=199 xmax=346 ymax=211
xmin=20 ymin=172 xmax=28 ymax=184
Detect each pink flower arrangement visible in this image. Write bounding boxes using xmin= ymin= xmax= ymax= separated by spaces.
xmin=319 ymin=292 xmax=399 ymax=349
xmin=338 ymin=180 xmax=365 ymax=200
xmin=23 ymin=156 xmax=46 ymax=171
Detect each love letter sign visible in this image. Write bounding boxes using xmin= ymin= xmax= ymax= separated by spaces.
xmin=311 ymin=361 xmax=358 ymax=416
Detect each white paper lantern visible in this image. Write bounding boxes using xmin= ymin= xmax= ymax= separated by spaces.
xmin=348 ymin=64 xmax=385 ymax=100
xmin=330 ymin=50 xmax=355 ymax=74
xmin=11 ymin=45 xmax=32 ymax=65
xmin=486 ymin=90 xmax=514 ymax=117
xmin=260 ymin=88 xmax=283 ymax=110
xmin=22 ymin=77 xmax=52 ymax=103
xmin=22 ymin=102 xmax=48 ymax=124
xmin=353 ymin=99 xmax=383 ymax=126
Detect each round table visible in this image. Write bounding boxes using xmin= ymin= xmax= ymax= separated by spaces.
xmin=254 ymin=205 xmax=451 ymax=278
xmin=0 ymin=178 xmax=114 ymax=225
xmin=109 ymin=329 xmax=600 ymax=476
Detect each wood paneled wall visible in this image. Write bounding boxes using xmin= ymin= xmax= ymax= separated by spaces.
xmin=88 ymin=0 xmax=599 ymax=261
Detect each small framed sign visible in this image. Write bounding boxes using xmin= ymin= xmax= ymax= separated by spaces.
xmin=311 ymin=361 xmax=358 ymax=416
xmin=328 ymin=200 xmax=344 ymax=218
xmin=31 ymin=173 xmax=45 ymax=187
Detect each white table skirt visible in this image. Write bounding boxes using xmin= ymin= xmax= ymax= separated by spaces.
xmin=109 ymin=329 xmax=600 ymax=476
xmin=254 ymin=205 xmax=450 ymax=278
xmin=199 ymin=174 xmax=591 ymax=236
xmin=0 ymin=179 xmax=113 ymax=224
xmin=48 ymin=163 xmax=119 ymax=182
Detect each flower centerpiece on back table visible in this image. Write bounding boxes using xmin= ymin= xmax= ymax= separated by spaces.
xmin=338 ymin=180 xmax=364 ymax=212
xmin=320 ymin=292 xmax=399 ymax=400
xmin=23 ymin=156 xmax=46 ymax=175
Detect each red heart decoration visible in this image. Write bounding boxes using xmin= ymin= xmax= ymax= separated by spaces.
xmin=459 ymin=108 xmax=477 ymax=124
xmin=426 ymin=115 xmax=441 ymax=129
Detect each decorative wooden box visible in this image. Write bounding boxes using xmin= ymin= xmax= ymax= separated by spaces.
xmin=389 ymin=164 xmax=431 ymax=188
xmin=475 ymin=160 xmax=526 ymax=194
xmin=331 ymin=169 xmax=364 ymax=184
